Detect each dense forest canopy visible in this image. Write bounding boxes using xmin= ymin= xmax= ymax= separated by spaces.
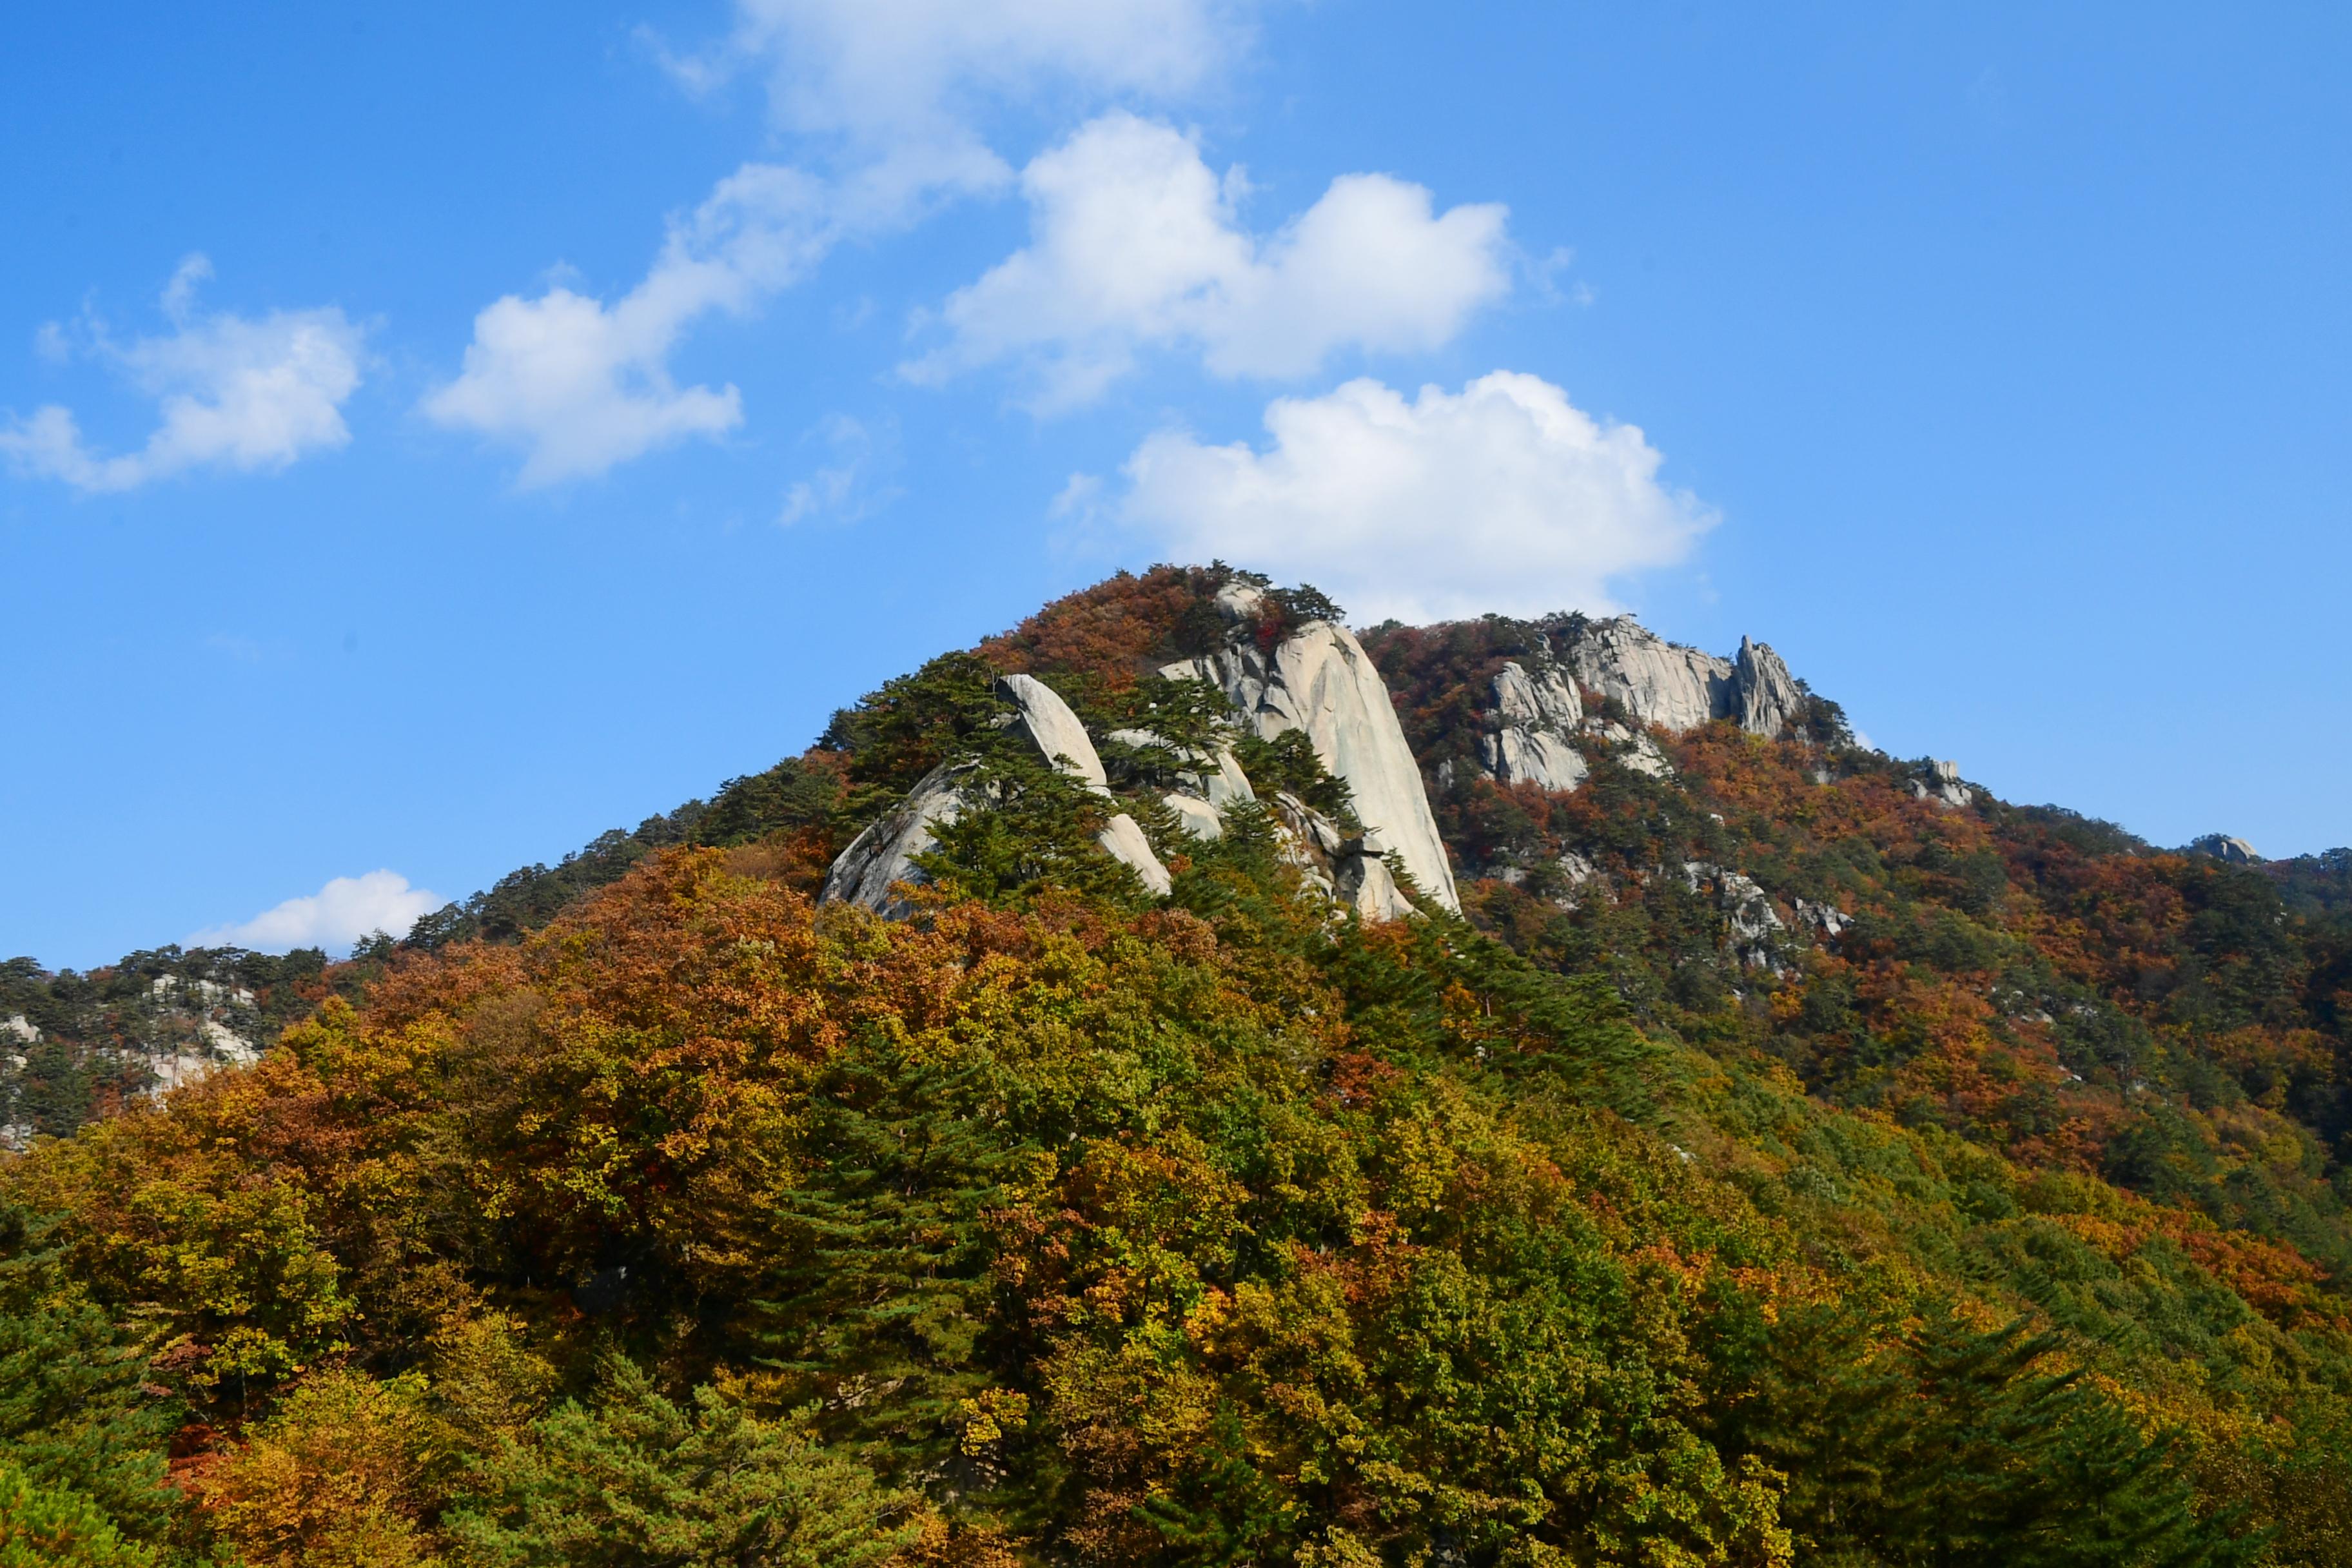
xmin=3 ymin=565 xmax=2348 ymax=1565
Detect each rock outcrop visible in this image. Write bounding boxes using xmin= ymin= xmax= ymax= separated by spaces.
xmin=821 ymin=761 xmax=973 ymax=919
xmin=1162 ymin=585 xmax=1459 ymax=912
xmin=1001 ymin=672 xmax=1108 ymax=790
xmin=1732 ymin=637 xmax=1803 ymax=738
xmin=1553 ymin=617 xmax=1801 ymax=738
xmin=1479 ymin=662 xmax=1590 ymax=793
xmin=2188 ymin=834 xmax=2262 ymax=865
xmin=1908 ymin=760 xmax=1974 ymax=810
xmin=821 ymin=676 xmax=1175 ymax=917
xmin=997 ymin=676 xmax=1171 ymax=894
xmin=1682 ymin=861 xmax=1786 ymax=971
xmin=1270 ymin=792 xmax=1416 ymax=922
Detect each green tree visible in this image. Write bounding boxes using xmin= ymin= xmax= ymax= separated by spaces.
xmin=446 ymin=1357 xmax=916 ymax=1568
xmin=750 ymin=1035 xmax=1026 ymax=1475
xmin=0 ymin=1199 xmax=177 ymax=1545
xmin=1738 ymin=1301 xmax=2249 ymax=1567
xmin=0 ymin=1456 xmax=157 ymax=1568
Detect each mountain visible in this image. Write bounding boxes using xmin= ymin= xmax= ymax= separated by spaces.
xmin=3 ymin=562 xmax=2349 ymax=1565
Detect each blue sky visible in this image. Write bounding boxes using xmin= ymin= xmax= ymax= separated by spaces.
xmin=5 ymin=1 xmax=2347 ymax=969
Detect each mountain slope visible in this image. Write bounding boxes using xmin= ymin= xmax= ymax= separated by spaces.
xmin=2 ymin=563 xmax=2347 ymax=1565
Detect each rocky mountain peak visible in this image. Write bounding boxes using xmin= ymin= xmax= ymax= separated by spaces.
xmin=1553 ymin=616 xmax=1802 ymax=738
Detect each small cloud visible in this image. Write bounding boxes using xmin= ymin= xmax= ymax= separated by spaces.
xmin=0 ymin=255 xmax=368 ymax=494
xmin=1050 ymin=471 xmax=1103 ymax=520
xmin=188 ymin=869 xmax=443 ymax=954
xmin=778 ymin=412 xmax=898 ymax=525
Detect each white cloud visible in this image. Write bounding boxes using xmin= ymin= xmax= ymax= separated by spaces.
xmin=1110 ymin=371 xmax=1716 ymax=623
xmin=436 ymin=3 xmax=1261 ymax=487
xmin=422 ymin=164 xmax=838 ymax=487
xmin=0 ymin=255 xmax=366 ymax=493
xmin=907 ymin=114 xmax=1512 ymax=409
xmin=667 ymin=0 xmax=1252 ymax=199
xmin=778 ymin=413 xmax=899 ymax=525
xmin=189 ymin=870 xmax=443 ymax=954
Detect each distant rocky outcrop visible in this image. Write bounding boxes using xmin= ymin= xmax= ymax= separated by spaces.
xmin=1 ymin=974 xmax=264 ymax=1151
xmin=1161 ymin=582 xmax=1460 ymax=912
xmin=1556 ymin=617 xmax=1803 ymax=739
xmin=2188 ymin=834 xmax=2262 ymax=865
xmin=1909 ymin=761 xmax=1974 ymax=810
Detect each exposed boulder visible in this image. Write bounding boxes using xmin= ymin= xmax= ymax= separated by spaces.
xmin=1162 ymin=792 xmax=1226 ymax=841
xmin=999 ymin=672 xmax=1108 ymax=790
xmin=823 ymin=676 xmax=1175 ymax=918
xmin=1589 ymin=720 xmax=1676 ymax=779
xmin=1682 ymin=861 xmax=1786 ymax=970
xmin=1106 ymin=729 xmax=1255 ymax=809
xmin=1908 ymin=760 xmax=1974 ymax=810
xmin=1162 ymin=615 xmax=1459 ymax=912
xmin=1097 ymin=812 xmax=1174 ymax=896
xmin=1482 ymin=729 xmax=1591 ymax=792
xmin=2188 ymin=834 xmax=2262 ymax=865
xmin=821 ymin=761 xmax=972 ymax=919
xmin=995 ymin=675 xmax=1172 ymax=894
xmin=1335 ymin=850 xmax=1416 ymax=923
xmin=1493 ymin=660 xmax=1582 ymax=729
xmin=1795 ymin=898 xmax=1852 ymax=940
xmin=1270 ymin=792 xmax=1416 ymax=921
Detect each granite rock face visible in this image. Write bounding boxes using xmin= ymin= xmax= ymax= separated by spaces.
xmin=1562 ymin=618 xmax=1729 ymax=733
xmin=1554 ymin=617 xmax=1803 ymax=738
xmin=1163 ymin=611 xmax=1459 ymax=912
xmin=1097 ymin=812 xmax=1174 ymax=896
xmin=1732 ymin=637 xmax=1803 ymax=738
xmin=1478 ymin=661 xmax=1591 ymax=793
xmin=1482 ymin=728 xmax=1591 ymax=793
xmin=1683 ymin=861 xmax=1787 ymax=970
xmin=823 ymin=675 xmax=1173 ymax=917
xmin=1106 ymin=729 xmax=1255 ymax=810
xmin=821 ymin=761 xmax=973 ymax=919
xmin=1000 ymin=672 xmax=1108 ymax=790
xmin=995 ymin=674 xmax=1172 ymax=894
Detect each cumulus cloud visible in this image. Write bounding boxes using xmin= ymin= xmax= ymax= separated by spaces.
xmin=188 ymin=870 xmax=442 ymax=954
xmin=422 ymin=164 xmax=836 ymax=486
xmin=1110 ymin=371 xmax=1716 ymax=623
xmin=907 ymin=114 xmax=1512 ymax=409
xmin=665 ymin=0 xmax=1253 ymax=201
xmin=0 ymin=255 xmax=366 ymax=493
xmin=435 ymin=3 xmax=1264 ymax=485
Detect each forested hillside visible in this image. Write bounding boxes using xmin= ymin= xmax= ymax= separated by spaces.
xmin=3 ymin=564 xmax=2347 ymax=1565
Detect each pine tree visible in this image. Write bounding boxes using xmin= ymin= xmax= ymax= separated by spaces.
xmin=446 ymin=1357 xmax=915 ymax=1568
xmin=1740 ymin=1300 xmax=2252 ymax=1567
xmin=749 ymin=1034 xmax=1029 ymax=1478
xmin=0 ymin=1199 xmax=178 ymax=1546
xmin=0 ymin=1456 xmax=157 ymax=1568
